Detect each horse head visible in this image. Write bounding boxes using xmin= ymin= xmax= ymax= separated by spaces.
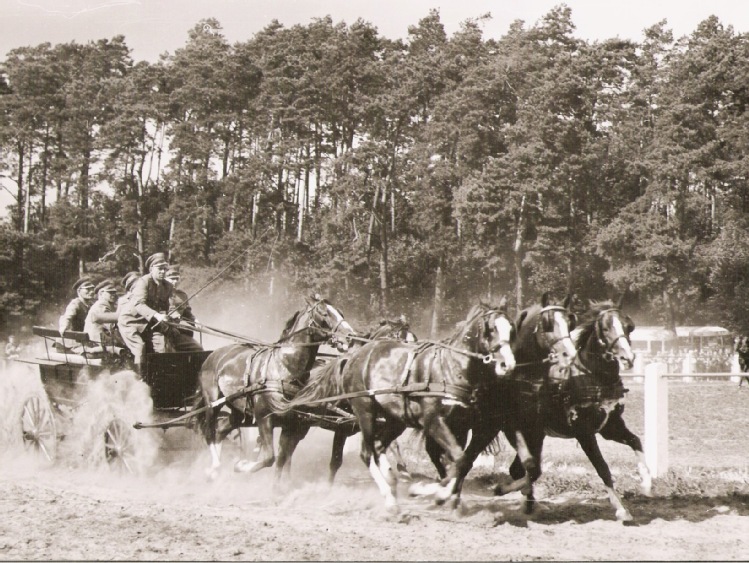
xmin=371 ymin=317 xmax=418 ymax=343
xmin=282 ymin=294 xmax=355 ymax=351
xmin=576 ymin=300 xmax=636 ymax=371
xmin=457 ymin=298 xmax=516 ymax=377
xmin=515 ymin=292 xmax=577 ymax=369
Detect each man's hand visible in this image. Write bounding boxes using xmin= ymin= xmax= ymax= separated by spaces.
xmin=168 ymin=311 xmax=182 ymax=321
xmin=153 ymin=312 xmax=167 ymax=325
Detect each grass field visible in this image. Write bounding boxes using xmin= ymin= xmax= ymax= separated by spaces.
xmin=395 ymin=381 xmax=749 ymax=499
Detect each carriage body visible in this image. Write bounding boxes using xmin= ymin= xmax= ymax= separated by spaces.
xmin=12 ymin=325 xmax=212 ymax=465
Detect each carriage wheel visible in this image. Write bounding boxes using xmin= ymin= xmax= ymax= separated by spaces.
xmin=104 ymin=418 xmax=135 ymax=473
xmin=20 ymin=394 xmax=57 ymax=462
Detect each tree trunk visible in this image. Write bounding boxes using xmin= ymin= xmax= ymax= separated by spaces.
xmin=378 ymin=216 xmax=388 ymax=316
xmin=15 ymin=140 xmax=24 ymax=231
xmin=24 ymin=142 xmax=32 ymax=234
xmin=431 ymin=262 xmax=444 ymax=339
xmin=513 ymin=194 xmax=526 ymax=310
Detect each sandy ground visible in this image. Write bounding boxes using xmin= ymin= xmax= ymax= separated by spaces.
xmin=1 ymin=362 xmax=749 ymax=561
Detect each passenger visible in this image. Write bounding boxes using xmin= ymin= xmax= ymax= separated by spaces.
xmin=117 ymin=271 xmax=140 ymax=314
xmin=117 ymin=253 xmax=201 ymax=377
xmin=164 ymin=265 xmax=198 ymax=339
xmin=84 ymin=279 xmax=120 ymax=349
xmin=59 ymin=277 xmax=95 ymax=336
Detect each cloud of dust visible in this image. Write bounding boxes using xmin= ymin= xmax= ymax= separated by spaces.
xmin=60 ymin=368 xmax=160 ymax=473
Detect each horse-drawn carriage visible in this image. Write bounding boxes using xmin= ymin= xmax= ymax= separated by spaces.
xmin=14 ymin=325 xmax=211 ymax=469
xmin=9 ymin=292 xmax=651 ymax=522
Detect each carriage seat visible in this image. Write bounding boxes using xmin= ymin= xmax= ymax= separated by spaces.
xmin=32 ymin=325 xmax=116 ymax=364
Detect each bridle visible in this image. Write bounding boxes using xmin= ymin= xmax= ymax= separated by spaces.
xmin=591 ymin=308 xmax=631 ymax=362
xmin=460 ymin=308 xmax=513 ymax=363
xmin=534 ymin=305 xmax=574 ymax=351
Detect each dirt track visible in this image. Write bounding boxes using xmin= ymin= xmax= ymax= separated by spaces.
xmin=1 ymin=426 xmax=749 ymax=562
xmin=1 ymin=362 xmax=749 ymax=561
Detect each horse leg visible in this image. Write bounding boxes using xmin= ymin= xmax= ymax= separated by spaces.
xmin=445 ymin=424 xmax=498 ymax=510
xmin=599 ymin=409 xmax=652 ymax=497
xmin=274 ymin=418 xmax=310 ymax=490
xmin=328 ymin=428 xmax=349 ymax=484
xmin=424 ymin=435 xmax=448 ymax=480
xmin=576 ymin=432 xmax=633 ymax=522
xmin=352 ymin=400 xmax=399 ymax=514
xmin=234 ymin=413 xmax=276 ymax=473
xmin=416 ymin=412 xmax=465 ymax=504
xmin=494 ymin=429 xmax=543 ymax=514
xmin=388 ymin=439 xmax=412 ymax=480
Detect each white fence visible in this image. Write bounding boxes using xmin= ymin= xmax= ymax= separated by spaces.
xmin=622 ymin=361 xmax=745 ymax=477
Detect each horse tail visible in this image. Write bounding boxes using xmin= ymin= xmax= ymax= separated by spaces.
xmin=280 ymin=358 xmax=347 ymax=414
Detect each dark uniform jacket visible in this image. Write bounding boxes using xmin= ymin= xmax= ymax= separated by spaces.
xmin=118 ymin=275 xmax=174 ymax=334
xmin=59 ymin=298 xmax=92 ymax=334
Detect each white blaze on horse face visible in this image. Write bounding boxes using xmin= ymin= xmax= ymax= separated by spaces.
xmin=552 ymin=311 xmax=577 ymax=368
xmin=610 ymin=316 xmax=635 ymax=368
xmin=494 ymin=316 xmax=515 ymax=375
xmin=326 ymin=304 xmax=354 ymax=335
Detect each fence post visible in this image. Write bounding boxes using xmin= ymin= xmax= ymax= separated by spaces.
xmin=730 ymin=353 xmax=741 ymax=383
xmin=644 ymin=362 xmax=668 ymax=478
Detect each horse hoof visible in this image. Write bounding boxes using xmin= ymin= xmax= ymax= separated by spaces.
xmin=408 ymin=481 xmax=439 ymax=497
xmin=639 ymin=485 xmax=654 ymax=498
xmin=385 ymin=497 xmax=400 ymax=516
xmin=616 ymin=508 xmax=633 ymax=522
xmin=234 ymin=459 xmax=256 ymax=473
xmin=205 ymin=467 xmax=220 ymax=482
xmin=523 ymin=500 xmax=536 ymax=515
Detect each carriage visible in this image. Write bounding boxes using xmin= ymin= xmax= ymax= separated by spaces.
xmin=13 ymin=325 xmax=212 ymax=470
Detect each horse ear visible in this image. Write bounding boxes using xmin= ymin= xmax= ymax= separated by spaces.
xmin=541 ymin=291 xmax=552 ymax=308
xmin=562 ymin=293 xmax=574 ymax=310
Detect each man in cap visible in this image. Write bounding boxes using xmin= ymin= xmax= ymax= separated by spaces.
xmin=59 ymin=277 xmax=96 ymax=336
xmin=117 ymin=271 xmax=140 ymax=314
xmin=84 ymin=279 xmax=120 ymax=348
xmin=117 ymin=253 xmax=201 ymax=376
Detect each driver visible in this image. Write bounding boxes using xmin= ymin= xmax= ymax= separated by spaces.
xmin=117 ymin=253 xmax=202 ymax=377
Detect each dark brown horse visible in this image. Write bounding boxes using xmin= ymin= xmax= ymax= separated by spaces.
xmin=414 ymin=292 xmax=577 ymax=509
xmin=498 ymin=300 xmax=651 ymax=521
xmin=286 ymin=317 xmax=418 ymax=483
xmin=195 ymin=295 xmax=355 ymax=482
xmin=335 ymin=302 xmax=515 ymax=513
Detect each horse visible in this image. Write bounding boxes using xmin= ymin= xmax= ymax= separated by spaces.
xmin=285 ymin=316 xmax=419 ymax=483
xmin=414 ymin=292 xmax=577 ymax=509
xmin=498 ymin=300 xmax=650 ymax=521
xmin=335 ymin=301 xmax=515 ymax=513
xmin=194 ymin=295 xmax=356 ymax=483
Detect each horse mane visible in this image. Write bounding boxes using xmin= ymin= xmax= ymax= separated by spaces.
xmin=280 ymin=310 xmax=302 ymax=339
xmin=575 ymin=300 xmax=616 ymax=349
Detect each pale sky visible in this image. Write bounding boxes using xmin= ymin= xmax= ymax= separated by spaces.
xmin=1 ymin=0 xmax=749 ymax=62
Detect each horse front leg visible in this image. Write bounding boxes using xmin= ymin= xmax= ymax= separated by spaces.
xmin=328 ymin=428 xmax=349 ymax=484
xmin=351 ymin=399 xmax=400 ymax=515
xmin=274 ymin=417 xmax=310 ymax=490
xmin=413 ymin=412 xmax=464 ymax=505
xmin=576 ymin=432 xmax=633 ymax=522
xmin=494 ymin=429 xmax=542 ymax=515
xmin=599 ymin=408 xmax=652 ymax=497
xmin=235 ymin=412 xmax=276 ymax=474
